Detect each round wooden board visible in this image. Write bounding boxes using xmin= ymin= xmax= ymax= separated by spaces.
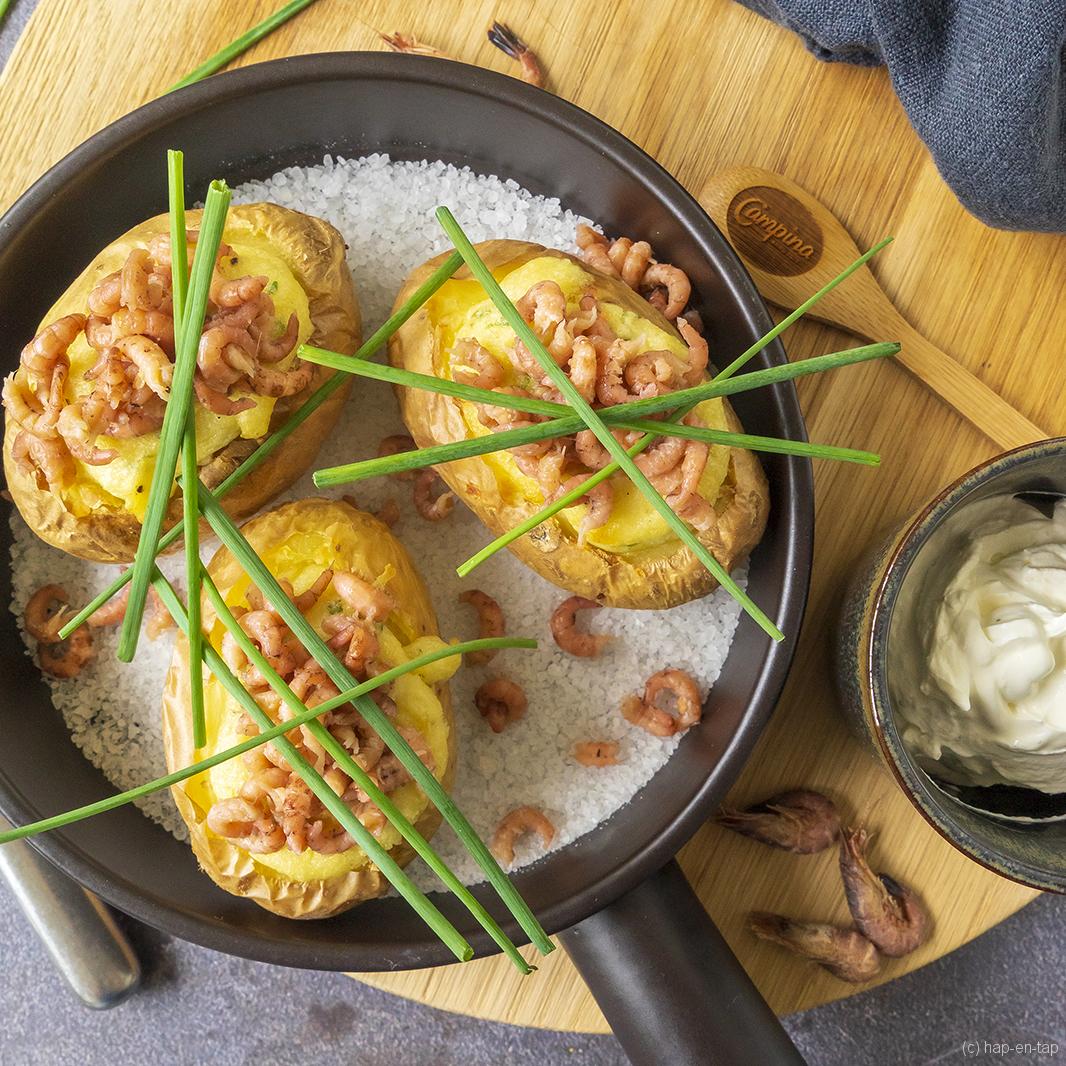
xmin=1 ymin=0 xmax=1054 ymax=1035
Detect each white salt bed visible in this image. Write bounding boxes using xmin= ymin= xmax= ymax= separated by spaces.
xmin=8 ymin=528 xmax=191 ymax=838
xmin=8 ymin=154 xmax=746 ymax=887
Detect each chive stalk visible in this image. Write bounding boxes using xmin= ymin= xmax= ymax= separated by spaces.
xmin=167 ymin=0 xmax=321 ymax=92
xmin=301 ymin=340 xmax=897 ymax=425
xmin=201 ymin=571 xmax=534 ymax=974
xmin=168 ymin=150 xmax=206 ymax=748
xmin=117 ymin=180 xmax=231 ymax=663
xmin=0 ymin=637 xmax=527 ymax=845
xmin=309 ymin=343 xmax=896 ymax=486
xmin=167 ymin=151 xmax=190 ymax=316
xmin=196 ymin=483 xmax=554 ymax=956
xmin=458 ymin=237 xmax=895 ymax=575
xmin=59 ymin=252 xmax=464 ymax=640
xmin=315 ymin=411 xmax=879 ymax=487
xmin=437 ymin=206 xmax=783 ymax=641
xmin=149 ymin=571 xmax=473 ymax=963
xmin=714 ymin=239 xmax=893 ymax=381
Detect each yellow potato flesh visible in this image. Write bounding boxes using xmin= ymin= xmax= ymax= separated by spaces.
xmin=185 ymin=526 xmax=455 ymax=883
xmin=427 ymin=256 xmax=730 ymax=553
xmin=58 ymin=234 xmax=313 ymax=521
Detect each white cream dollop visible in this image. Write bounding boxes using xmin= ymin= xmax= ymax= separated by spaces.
xmin=896 ymin=496 xmax=1066 ymax=793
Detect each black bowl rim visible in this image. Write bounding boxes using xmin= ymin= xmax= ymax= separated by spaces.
xmin=0 ymin=51 xmax=814 ymax=967
xmin=868 ymin=436 xmax=1066 ymax=893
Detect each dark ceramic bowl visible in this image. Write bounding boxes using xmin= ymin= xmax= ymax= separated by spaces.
xmin=836 ymin=438 xmax=1066 ymax=892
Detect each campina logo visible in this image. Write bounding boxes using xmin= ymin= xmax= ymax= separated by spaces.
xmin=726 ymin=186 xmax=823 ymax=276
xmin=733 ymin=196 xmax=816 ymax=256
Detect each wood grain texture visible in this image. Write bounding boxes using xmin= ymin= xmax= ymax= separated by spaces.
xmin=0 ymin=0 xmax=1051 ymax=1035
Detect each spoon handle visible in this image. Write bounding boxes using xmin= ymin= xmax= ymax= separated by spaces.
xmin=887 ymin=319 xmax=1045 ymax=451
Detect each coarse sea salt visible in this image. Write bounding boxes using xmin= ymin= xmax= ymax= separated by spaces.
xmin=8 ymin=155 xmax=746 ymax=886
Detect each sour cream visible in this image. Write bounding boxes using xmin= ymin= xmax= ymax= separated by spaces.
xmin=894 ymin=495 xmax=1066 ymax=794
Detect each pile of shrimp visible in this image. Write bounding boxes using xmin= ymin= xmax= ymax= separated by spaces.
xmin=455 ymin=229 xmax=707 ymax=541
xmin=207 ymin=568 xmax=435 ymax=856
xmin=3 ymin=230 xmax=310 ymax=493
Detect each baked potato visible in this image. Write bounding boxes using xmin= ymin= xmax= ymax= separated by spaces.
xmin=162 ymin=497 xmax=456 ymax=919
xmin=3 ymin=203 xmax=360 ymax=563
xmin=388 ymin=240 xmax=769 ymax=609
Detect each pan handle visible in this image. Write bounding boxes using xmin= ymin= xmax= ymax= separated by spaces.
xmin=558 ymin=859 xmax=805 ymax=1066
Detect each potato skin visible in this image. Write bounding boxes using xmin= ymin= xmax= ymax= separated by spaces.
xmin=161 ymin=498 xmax=454 ymax=920
xmin=3 ymin=204 xmax=360 ymax=563
xmin=389 ymin=240 xmax=769 ymax=610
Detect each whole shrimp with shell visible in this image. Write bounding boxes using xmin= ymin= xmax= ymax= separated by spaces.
xmin=381 ymin=22 xmax=547 ymax=88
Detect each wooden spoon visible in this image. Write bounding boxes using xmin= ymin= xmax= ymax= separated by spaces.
xmin=699 ymin=166 xmax=1047 ymax=451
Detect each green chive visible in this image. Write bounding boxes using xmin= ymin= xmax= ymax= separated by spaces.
xmin=150 ymin=570 xmax=473 ymax=964
xmin=301 ymin=345 xmax=567 ymax=418
xmin=117 ymin=180 xmax=231 ymax=663
xmin=714 ymin=238 xmax=894 ymax=381
xmin=438 ymin=206 xmax=782 ymax=642
xmin=308 ymin=342 xmax=893 ymax=486
xmin=301 ymin=340 xmax=896 ymax=424
xmin=196 ymin=483 xmax=554 ymax=957
xmin=167 ymin=0 xmax=321 ymax=93
xmin=58 ymin=253 xmax=464 ymax=640
xmin=168 ymin=150 xmax=206 ymax=748
xmin=314 ymin=413 xmax=879 ymax=488
xmin=0 ymin=637 xmax=528 ymax=845
xmin=458 ymin=238 xmax=895 ymax=576
xmin=201 ymin=571 xmax=534 ymax=975
xmin=167 ymin=152 xmax=190 ymax=315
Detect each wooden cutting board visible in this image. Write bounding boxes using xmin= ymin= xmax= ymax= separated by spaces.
xmin=1 ymin=0 xmax=1057 ymax=1034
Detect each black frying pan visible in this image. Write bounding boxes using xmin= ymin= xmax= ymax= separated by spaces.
xmin=0 ymin=54 xmax=813 ymax=1065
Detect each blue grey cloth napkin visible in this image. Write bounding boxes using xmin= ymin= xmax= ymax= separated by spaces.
xmin=739 ymin=1 xmax=1066 ymax=232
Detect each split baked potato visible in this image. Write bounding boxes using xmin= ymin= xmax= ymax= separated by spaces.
xmin=388 ymin=240 xmax=769 ymax=609
xmin=162 ymin=497 xmax=456 ymax=919
xmin=3 ymin=203 xmax=360 ymax=563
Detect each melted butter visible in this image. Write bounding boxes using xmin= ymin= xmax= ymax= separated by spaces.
xmin=59 ymin=234 xmax=313 ymax=521
xmin=428 ymin=255 xmax=731 ymax=553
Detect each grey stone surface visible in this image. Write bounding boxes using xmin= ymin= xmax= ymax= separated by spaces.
xmin=0 ymin=876 xmax=1064 ymax=1065
xmin=1 ymin=2 xmax=1065 ymax=1063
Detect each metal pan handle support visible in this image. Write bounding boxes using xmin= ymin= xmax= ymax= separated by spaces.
xmin=558 ymin=859 xmax=805 ymax=1066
